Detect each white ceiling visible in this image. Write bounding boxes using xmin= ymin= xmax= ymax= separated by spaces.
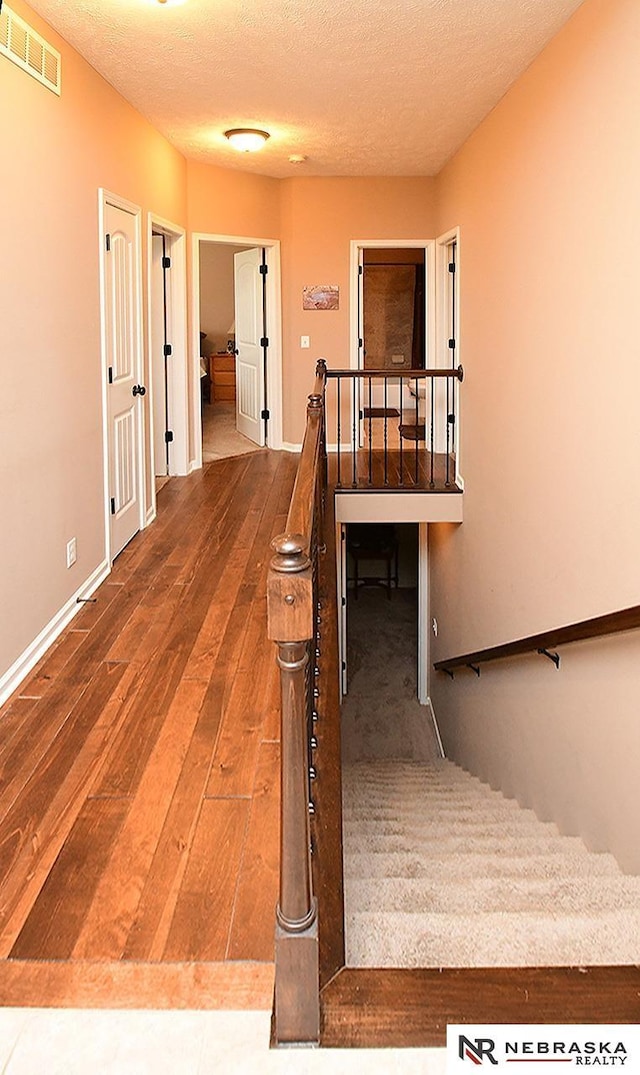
xmin=28 ymin=0 xmax=585 ymax=178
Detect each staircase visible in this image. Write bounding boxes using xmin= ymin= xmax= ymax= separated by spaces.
xmin=343 ymin=758 xmax=640 ymax=968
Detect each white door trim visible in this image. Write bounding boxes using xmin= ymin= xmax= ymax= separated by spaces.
xmin=418 ymin=522 xmax=429 ymax=704
xmin=191 ymin=233 xmax=283 ymax=469
xmin=349 ymin=238 xmax=436 ymax=374
xmin=436 ymin=226 xmax=463 ymax=487
xmin=146 ymin=213 xmax=188 ymax=523
xmin=98 ymin=188 xmax=145 ymax=566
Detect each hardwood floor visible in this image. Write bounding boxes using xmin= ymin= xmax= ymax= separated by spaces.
xmin=0 ymin=450 xmax=297 ymax=1008
xmin=329 ymin=448 xmax=460 ymax=492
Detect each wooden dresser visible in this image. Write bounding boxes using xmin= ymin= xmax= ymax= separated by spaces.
xmin=211 ymin=353 xmax=236 ymax=403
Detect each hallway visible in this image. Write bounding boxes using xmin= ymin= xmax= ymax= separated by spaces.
xmin=0 ymin=451 xmax=297 ymax=1008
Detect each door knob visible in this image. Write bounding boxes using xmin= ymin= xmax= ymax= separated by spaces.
xmin=132 ymin=384 xmax=146 ymax=397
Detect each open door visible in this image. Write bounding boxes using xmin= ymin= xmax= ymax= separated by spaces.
xmin=234 ymin=248 xmax=265 ymax=446
xmin=104 ymin=200 xmax=143 ymax=559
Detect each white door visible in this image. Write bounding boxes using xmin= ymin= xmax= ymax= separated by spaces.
xmin=234 ymin=248 xmax=265 ymax=446
xmin=104 ymin=202 xmax=143 ymax=558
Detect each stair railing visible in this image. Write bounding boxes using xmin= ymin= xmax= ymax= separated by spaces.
xmin=267 ymin=358 xmax=327 ymax=1045
xmin=325 ymin=366 xmax=463 ymax=490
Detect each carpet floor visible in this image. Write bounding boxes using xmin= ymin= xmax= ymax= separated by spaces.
xmin=342 ymin=759 xmax=640 ymax=967
xmin=201 ymin=401 xmax=265 ymax=462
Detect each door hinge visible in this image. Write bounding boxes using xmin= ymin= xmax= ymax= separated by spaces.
xmin=447 ymin=413 xmax=456 ymax=425
xmin=108 ymin=366 xmax=113 ymax=384
xmin=359 ymin=409 xmax=363 ymax=420
xmin=448 ymin=338 xmax=456 ymax=349
xmin=110 ymin=497 xmax=116 ymax=515
xmin=261 ymin=409 xmax=270 ymax=420
xmin=358 ymin=338 xmax=363 ymax=349
xmin=162 ymin=255 xmax=171 ymax=269
xmin=342 ymin=661 xmax=346 ymax=671
xmin=259 ymin=263 xmax=268 ymax=276
xmin=260 ymin=337 xmax=269 ymax=348
xmin=163 ymin=343 xmax=172 ymax=357
xmin=358 ymin=265 xmax=363 ymax=276
xmin=165 ymin=430 xmax=174 ymax=443
xmin=448 ymin=261 xmax=456 ymax=273
xmin=341 ymin=597 xmax=346 ymax=607
xmin=105 ymin=233 xmax=111 ymax=252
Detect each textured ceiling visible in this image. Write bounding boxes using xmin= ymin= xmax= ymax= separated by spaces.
xmin=28 ymin=0 xmax=585 ymax=177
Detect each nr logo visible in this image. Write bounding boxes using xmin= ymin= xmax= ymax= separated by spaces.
xmin=458 ymin=1035 xmax=498 ymax=1065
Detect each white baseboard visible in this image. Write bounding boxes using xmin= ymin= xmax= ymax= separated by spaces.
xmin=144 ymin=505 xmax=156 ymax=528
xmin=0 ymin=558 xmax=111 ymax=708
xmin=426 ymin=695 xmax=445 ymax=758
xmin=281 ymin=441 xmax=302 ymax=453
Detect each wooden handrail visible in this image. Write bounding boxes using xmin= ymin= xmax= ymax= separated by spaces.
xmin=326 ymin=365 xmax=464 ymax=381
xmin=435 ymin=603 xmax=640 ymax=675
xmin=267 ymin=358 xmax=327 ymax=1046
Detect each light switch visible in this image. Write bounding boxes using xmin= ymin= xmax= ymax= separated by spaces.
xmin=300 ymin=336 xmax=310 ymax=349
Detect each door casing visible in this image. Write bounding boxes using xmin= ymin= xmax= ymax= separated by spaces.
xmin=191 ymin=233 xmax=283 ymax=468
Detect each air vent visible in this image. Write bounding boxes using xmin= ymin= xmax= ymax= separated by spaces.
xmin=0 ymin=5 xmax=61 ymax=95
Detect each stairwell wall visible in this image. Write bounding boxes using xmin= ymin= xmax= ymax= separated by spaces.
xmin=430 ymin=0 xmax=640 ymax=872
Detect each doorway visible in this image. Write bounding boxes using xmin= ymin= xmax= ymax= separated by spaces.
xmin=192 ymin=234 xmax=283 ymax=468
xmin=147 ymin=215 xmax=188 ymax=517
xmin=340 ymin=522 xmax=436 ymax=762
xmin=198 ymin=241 xmax=261 ymax=462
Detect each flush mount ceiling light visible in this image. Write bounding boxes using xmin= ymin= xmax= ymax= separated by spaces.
xmin=224 ymin=129 xmax=270 ymax=153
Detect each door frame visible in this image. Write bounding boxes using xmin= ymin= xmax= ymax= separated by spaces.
xmin=349 ymin=238 xmax=437 ymax=374
xmin=191 ymin=233 xmax=283 ymax=469
xmin=146 ymin=213 xmax=188 ymax=522
xmin=98 ymin=188 xmax=145 ymax=566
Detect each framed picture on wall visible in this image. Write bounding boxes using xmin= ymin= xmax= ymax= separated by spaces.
xmin=302 ymin=285 xmax=339 ymax=310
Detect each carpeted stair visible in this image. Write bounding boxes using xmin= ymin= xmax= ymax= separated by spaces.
xmin=343 ymin=758 xmax=640 ymax=967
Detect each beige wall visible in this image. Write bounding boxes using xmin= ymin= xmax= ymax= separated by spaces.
xmin=0 ymin=0 xmax=187 ymax=688
xmin=280 ymin=177 xmax=436 ymax=443
xmin=430 ymin=0 xmax=640 ymax=871
xmin=199 ymin=244 xmax=248 ymax=354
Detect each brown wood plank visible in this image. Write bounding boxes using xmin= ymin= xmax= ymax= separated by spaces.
xmin=9 ymin=798 xmax=129 ymax=959
xmin=16 ymin=629 xmax=89 ymax=699
xmin=71 ymin=679 xmax=209 ymax=960
xmin=226 ymin=741 xmax=280 ymax=962
xmin=0 ymin=959 xmax=274 ymax=1010
xmin=0 ymin=661 xmax=133 ymax=954
xmin=163 ymin=798 xmax=250 ymax=962
xmin=320 ymin=967 xmax=640 ymax=1048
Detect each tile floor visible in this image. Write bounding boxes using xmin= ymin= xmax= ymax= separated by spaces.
xmin=0 ymin=1010 xmax=446 ymax=1074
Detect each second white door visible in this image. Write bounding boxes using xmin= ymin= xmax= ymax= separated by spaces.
xmin=234 ymin=248 xmax=265 ymax=446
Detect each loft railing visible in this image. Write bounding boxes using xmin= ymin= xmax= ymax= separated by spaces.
xmin=325 ymin=366 xmax=464 ymax=491
xmin=267 ymin=359 xmax=327 ymax=1045
xmin=434 ymin=603 xmax=640 ymax=677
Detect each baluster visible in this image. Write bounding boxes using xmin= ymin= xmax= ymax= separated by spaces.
xmin=399 ymin=375 xmax=403 ymax=485
xmin=414 ymin=376 xmax=419 ymax=484
xmin=384 ymin=375 xmax=389 ymax=485
xmin=430 ymin=375 xmax=435 ymax=489
xmin=336 ymin=377 xmax=341 ymax=488
xmin=352 ymin=374 xmax=357 ymax=487
xmin=368 ymin=375 xmax=372 ymax=485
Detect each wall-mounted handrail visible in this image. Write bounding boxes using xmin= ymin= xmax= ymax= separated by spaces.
xmin=435 ymin=603 xmax=640 ymax=676
xmin=267 ymin=358 xmax=327 ymax=1045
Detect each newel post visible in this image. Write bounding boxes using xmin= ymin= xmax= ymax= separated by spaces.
xmin=268 ymin=534 xmax=319 ymax=1045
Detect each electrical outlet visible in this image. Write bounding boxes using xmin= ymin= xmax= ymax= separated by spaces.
xmin=432 ymin=617 xmax=438 ymax=637
xmin=300 ymin=335 xmax=310 ymax=349
xmin=66 ymin=537 xmax=77 ymax=569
